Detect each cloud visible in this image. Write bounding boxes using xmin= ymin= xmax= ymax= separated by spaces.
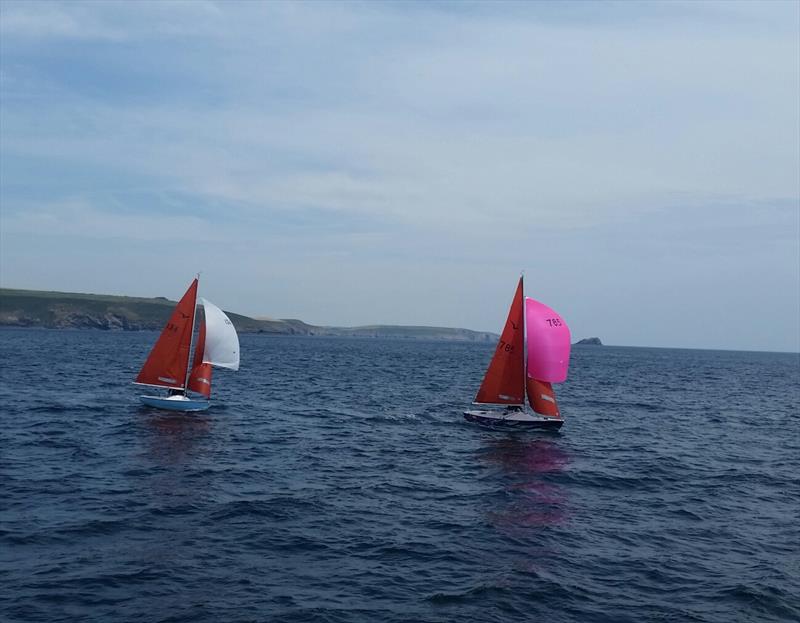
xmin=0 ymin=0 xmax=224 ymax=41
xmin=3 ymin=3 xmax=796 ymax=216
xmin=1 ymin=0 xmax=797 ymax=349
xmin=1 ymin=198 xmax=222 ymax=242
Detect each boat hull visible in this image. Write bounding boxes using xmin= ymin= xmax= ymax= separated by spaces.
xmin=140 ymin=395 xmax=210 ymax=412
xmin=463 ymin=409 xmax=563 ymax=430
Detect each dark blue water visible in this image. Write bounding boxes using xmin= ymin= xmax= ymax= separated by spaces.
xmin=1 ymin=329 xmax=798 ymax=623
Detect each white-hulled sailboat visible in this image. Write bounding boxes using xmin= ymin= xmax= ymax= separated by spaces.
xmin=135 ymin=277 xmax=239 ymax=412
xmin=464 ymin=276 xmax=571 ymax=430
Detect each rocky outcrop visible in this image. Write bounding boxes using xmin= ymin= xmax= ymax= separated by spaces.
xmin=51 ymin=310 xmax=142 ymax=330
xmin=0 ymin=312 xmax=37 ymax=327
xmin=574 ymin=337 xmax=603 ymax=345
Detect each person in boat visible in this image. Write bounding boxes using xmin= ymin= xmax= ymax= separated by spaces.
xmin=505 ymin=405 xmax=523 ymax=413
xmin=167 ymin=388 xmax=183 ymax=397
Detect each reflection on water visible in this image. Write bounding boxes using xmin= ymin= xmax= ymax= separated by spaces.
xmin=482 ymin=437 xmax=571 ymax=530
xmin=141 ymin=410 xmax=212 ymax=466
xmin=132 ymin=409 xmax=215 ymax=509
xmin=121 ymin=411 xmax=217 ymax=571
xmin=482 ymin=437 xmax=570 ymax=474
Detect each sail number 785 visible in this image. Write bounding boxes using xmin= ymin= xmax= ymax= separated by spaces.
xmin=545 ymin=318 xmax=562 ymax=327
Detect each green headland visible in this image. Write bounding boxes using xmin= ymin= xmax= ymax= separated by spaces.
xmin=0 ymin=288 xmax=496 ymax=342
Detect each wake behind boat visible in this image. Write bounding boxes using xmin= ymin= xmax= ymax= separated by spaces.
xmin=134 ymin=276 xmax=239 ymax=412
xmin=464 ymin=276 xmax=571 ymax=430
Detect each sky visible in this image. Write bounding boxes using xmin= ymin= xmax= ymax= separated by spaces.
xmin=1 ymin=0 xmax=798 ymax=352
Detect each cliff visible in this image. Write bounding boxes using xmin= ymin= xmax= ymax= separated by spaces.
xmin=0 ymin=288 xmax=496 ymax=342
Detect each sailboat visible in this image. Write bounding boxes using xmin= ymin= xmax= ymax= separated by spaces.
xmin=135 ymin=277 xmax=240 ymax=412
xmin=464 ymin=276 xmax=571 ymax=430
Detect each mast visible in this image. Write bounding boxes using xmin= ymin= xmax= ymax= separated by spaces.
xmin=183 ymin=273 xmax=200 ymax=392
xmin=521 ymin=271 xmax=527 ymax=406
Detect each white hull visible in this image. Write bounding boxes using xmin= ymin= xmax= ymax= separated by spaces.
xmin=463 ymin=408 xmax=563 ymax=430
xmin=140 ymin=394 xmax=210 ymax=412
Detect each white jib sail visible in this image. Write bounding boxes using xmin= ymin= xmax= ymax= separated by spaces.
xmin=199 ymin=298 xmax=240 ymax=371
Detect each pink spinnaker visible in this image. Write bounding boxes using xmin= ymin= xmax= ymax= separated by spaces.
xmin=525 ymin=298 xmax=571 ymax=383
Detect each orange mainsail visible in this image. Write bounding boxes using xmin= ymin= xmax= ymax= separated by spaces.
xmin=475 ymin=277 xmax=525 ymax=404
xmin=187 ymin=314 xmax=212 ymax=397
xmin=135 ymin=278 xmax=198 ymax=389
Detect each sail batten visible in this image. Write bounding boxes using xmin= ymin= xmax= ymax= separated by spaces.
xmin=135 ymin=279 xmax=198 ymax=390
xmin=475 ymin=277 xmax=525 ymax=404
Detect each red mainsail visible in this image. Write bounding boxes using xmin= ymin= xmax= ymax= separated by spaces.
xmin=135 ymin=279 xmax=198 ymax=389
xmin=526 ymin=377 xmax=560 ymax=417
xmin=187 ymin=315 xmax=212 ymax=397
xmin=475 ymin=277 xmax=525 ymax=404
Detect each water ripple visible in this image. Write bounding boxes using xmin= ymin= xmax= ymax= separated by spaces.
xmin=1 ymin=331 xmax=798 ymax=622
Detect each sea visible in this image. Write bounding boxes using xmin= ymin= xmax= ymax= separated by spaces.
xmin=1 ymin=329 xmax=798 ymax=623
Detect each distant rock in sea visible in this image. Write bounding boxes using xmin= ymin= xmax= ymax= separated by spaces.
xmin=575 ymin=337 xmax=603 ymax=346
